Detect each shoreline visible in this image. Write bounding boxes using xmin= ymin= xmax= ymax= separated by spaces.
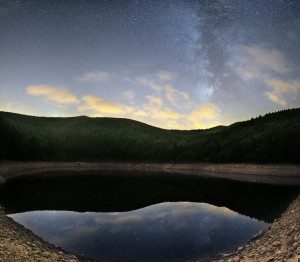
xmin=0 ymin=161 xmax=299 ymax=261
xmin=1 ymin=197 xmax=299 ymax=262
xmin=0 ymin=208 xmax=84 ymax=261
xmin=1 ymin=161 xmax=300 ymax=185
xmin=211 ymin=195 xmax=300 ymax=262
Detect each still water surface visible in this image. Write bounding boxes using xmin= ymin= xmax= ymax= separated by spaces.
xmin=0 ymin=171 xmax=298 ymax=261
xmin=10 ymin=202 xmax=267 ymax=261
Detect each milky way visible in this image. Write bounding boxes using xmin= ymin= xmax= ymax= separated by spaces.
xmin=0 ymin=0 xmax=299 ymax=129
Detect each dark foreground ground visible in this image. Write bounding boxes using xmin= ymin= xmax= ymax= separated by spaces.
xmin=0 ymin=161 xmax=299 ymax=261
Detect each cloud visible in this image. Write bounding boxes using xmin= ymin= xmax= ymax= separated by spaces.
xmin=235 ymin=44 xmax=300 ymax=106
xmin=235 ymin=45 xmax=288 ymax=82
xmin=265 ymin=92 xmax=286 ymax=106
xmin=127 ymin=74 xmax=190 ymax=108
xmin=164 ymin=120 xmax=180 ymax=129
xmin=24 ymin=81 xmax=218 ymax=129
xmin=79 ymin=95 xmax=134 ymax=115
xmin=133 ymin=76 xmax=164 ymax=91
xmin=151 ymin=107 xmax=181 ymax=120
xmin=137 ymin=92 xmax=182 ymax=121
xmin=23 ymin=83 xmax=219 ymax=128
xmin=111 ymin=214 xmax=143 ymax=226
xmin=201 ymin=203 xmax=238 ymax=218
xmin=179 ymin=91 xmax=189 ymax=100
xmin=129 ymin=72 xmax=173 ymax=91
xmin=146 ymin=95 xmax=163 ymax=106
xmin=264 ymin=77 xmax=300 ymax=93
xmin=133 ymin=107 xmax=181 ymax=121
xmin=0 ymin=101 xmax=38 ymax=116
xmin=133 ymin=110 xmax=150 ymax=117
xmin=121 ymin=89 xmax=135 ymax=100
xmin=123 ymin=78 xmax=220 ymax=128
xmin=26 ymin=85 xmax=79 ymax=104
xmin=132 ymin=99 xmax=220 ymax=129
xmin=263 ymin=77 xmax=300 ymax=106
xmin=156 ymin=71 xmax=173 ymax=81
xmin=79 ymin=71 xmax=110 ymax=82
xmin=239 ymin=45 xmax=287 ymax=74
xmin=190 ymin=103 xmax=219 ymax=120
xmin=186 ymin=103 xmax=220 ymax=129
xmin=165 ymin=85 xmax=177 ymax=105
xmin=235 ymin=67 xmax=259 ymax=81
xmin=165 ymin=85 xmax=190 ymax=106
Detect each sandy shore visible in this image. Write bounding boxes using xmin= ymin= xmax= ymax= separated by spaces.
xmin=0 ymin=161 xmax=299 ymax=261
xmin=1 ymin=161 xmax=300 ymax=185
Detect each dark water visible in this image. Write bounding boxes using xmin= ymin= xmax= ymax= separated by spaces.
xmin=0 ymin=171 xmax=298 ymax=261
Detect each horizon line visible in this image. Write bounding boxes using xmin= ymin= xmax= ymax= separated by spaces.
xmin=1 ymin=107 xmax=298 ymax=131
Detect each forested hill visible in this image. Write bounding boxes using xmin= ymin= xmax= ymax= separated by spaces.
xmin=0 ymin=108 xmax=299 ymax=163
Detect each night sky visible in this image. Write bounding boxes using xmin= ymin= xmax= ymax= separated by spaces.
xmin=0 ymin=0 xmax=299 ymax=129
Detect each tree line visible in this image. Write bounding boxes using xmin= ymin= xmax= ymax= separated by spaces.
xmin=0 ymin=108 xmax=299 ymax=163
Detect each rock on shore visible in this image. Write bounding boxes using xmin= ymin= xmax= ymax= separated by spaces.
xmin=211 ymin=196 xmax=300 ymax=262
xmin=0 ymin=209 xmax=80 ymax=261
xmin=1 ymin=161 xmax=300 ymax=185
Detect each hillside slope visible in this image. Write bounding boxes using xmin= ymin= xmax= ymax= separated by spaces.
xmin=0 ymin=108 xmax=299 ymax=163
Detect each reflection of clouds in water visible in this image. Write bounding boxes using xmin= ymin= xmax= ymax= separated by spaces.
xmin=10 ymin=202 xmax=250 ymax=237
xmin=10 ymin=202 xmax=268 ymax=260
xmin=12 ymin=202 xmax=260 ymax=237
xmin=91 ymin=202 xmax=237 ymax=231
xmin=97 ymin=213 xmax=144 ymax=228
xmin=201 ymin=203 xmax=238 ymax=218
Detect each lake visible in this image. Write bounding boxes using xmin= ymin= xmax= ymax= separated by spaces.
xmin=0 ymin=170 xmax=298 ymax=261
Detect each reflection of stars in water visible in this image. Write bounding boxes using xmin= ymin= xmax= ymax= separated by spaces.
xmin=133 ymin=231 xmax=140 ymax=241
xmin=9 ymin=203 xmax=268 ymax=261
